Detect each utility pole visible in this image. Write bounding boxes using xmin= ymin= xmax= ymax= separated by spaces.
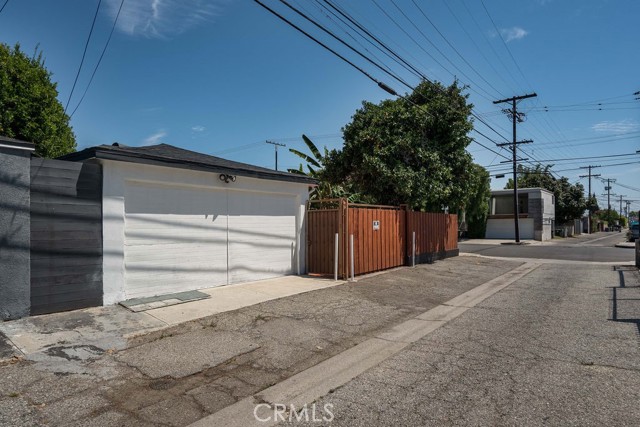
xmin=579 ymin=165 xmax=601 ymax=233
xmin=601 ymin=177 xmax=617 ymax=229
xmin=494 ymin=92 xmax=537 ymax=243
xmin=625 ymin=200 xmax=631 ymax=224
xmin=619 ymin=195 xmax=626 ymax=220
xmin=265 ymin=140 xmax=286 ymax=171
xmin=602 ymin=178 xmax=616 ymax=214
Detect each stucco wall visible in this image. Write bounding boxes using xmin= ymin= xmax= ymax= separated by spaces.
xmin=0 ymin=147 xmax=31 ymax=320
xmin=100 ymin=160 xmax=310 ymax=304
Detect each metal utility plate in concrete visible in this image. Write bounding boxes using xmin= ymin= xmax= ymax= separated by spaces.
xmin=120 ymin=290 xmax=211 ymax=312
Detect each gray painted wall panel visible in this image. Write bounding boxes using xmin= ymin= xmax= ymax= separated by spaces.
xmin=30 ymin=158 xmax=103 ymax=315
xmin=0 ymin=148 xmax=31 ymax=320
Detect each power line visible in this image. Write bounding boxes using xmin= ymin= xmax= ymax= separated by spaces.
xmin=319 ymin=0 xmax=426 ymax=82
xmin=65 ymin=0 xmax=103 ymax=113
xmin=254 ymin=0 xmax=391 ymax=92
xmin=479 ymin=0 xmax=532 ymax=92
xmin=70 ymin=0 xmax=125 ymax=118
xmin=486 ymin=160 xmax=640 ymax=175
xmin=0 ymin=0 xmax=10 ymax=15
xmin=615 ymin=182 xmax=640 ymax=193
xmin=378 ymin=0 xmax=498 ymax=101
xmin=408 ymin=0 xmax=506 ymax=97
xmin=256 ymin=0 xmax=556 ymax=174
xmin=483 ymin=151 xmax=639 ymax=166
xmin=320 ymin=0 xmax=515 ymax=147
xmin=455 ymin=0 xmax=523 ymax=92
xmin=305 ymin=1 xmax=407 ymax=81
xmin=439 ymin=0 xmax=516 ymax=94
xmin=278 ymin=0 xmax=413 ymax=90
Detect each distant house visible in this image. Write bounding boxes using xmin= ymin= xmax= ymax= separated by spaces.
xmin=485 ymin=188 xmax=555 ymax=241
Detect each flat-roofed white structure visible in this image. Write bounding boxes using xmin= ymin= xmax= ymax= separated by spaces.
xmin=486 ymin=188 xmax=555 ymax=241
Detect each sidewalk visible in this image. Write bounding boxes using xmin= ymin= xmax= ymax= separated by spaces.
xmin=0 ymin=275 xmax=345 ymax=360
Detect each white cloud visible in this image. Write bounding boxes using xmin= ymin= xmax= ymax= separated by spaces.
xmin=500 ymin=27 xmax=529 ymax=42
xmin=105 ymin=0 xmax=223 ymax=38
xmin=191 ymin=125 xmax=205 ymax=132
xmin=142 ymin=130 xmax=166 ymax=145
xmin=591 ymin=119 xmax=640 ymax=133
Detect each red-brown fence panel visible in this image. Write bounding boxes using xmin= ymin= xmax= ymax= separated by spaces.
xmin=306 ymin=209 xmax=339 ymax=276
xmin=406 ymin=212 xmax=459 ymax=264
xmin=347 ymin=206 xmax=405 ymax=276
xmin=306 ymin=200 xmax=459 ymax=278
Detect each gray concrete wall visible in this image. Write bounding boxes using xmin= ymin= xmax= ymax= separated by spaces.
xmin=0 ymin=146 xmax=31 ymax=320
xmin=529 ymin=198 xmax=543 ymax=240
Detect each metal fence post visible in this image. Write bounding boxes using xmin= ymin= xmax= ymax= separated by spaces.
xmin=412 ymin=231 xmax=416 ymax=267
xmin=349 ymin=234 xmax=355 ymax=281
xmin=334 ymin=233 xmax=339 ymax=281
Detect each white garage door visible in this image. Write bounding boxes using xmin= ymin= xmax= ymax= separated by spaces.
xmin=486 ymin=218 xmax=535 ymax=240
xmin=228 ymin=191 xmax=297 ymax=283
xmin=123 ymin=182 xmax=297 ymax=299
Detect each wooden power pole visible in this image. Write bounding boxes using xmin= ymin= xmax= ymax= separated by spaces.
xmin=493 ymin=93 xmax=537 ymax=243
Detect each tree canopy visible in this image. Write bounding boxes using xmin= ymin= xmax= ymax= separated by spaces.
xmin=287 ymin=134 xmax=355 ymax=201
xmin=323 ymin=80 xmax=478 ymax=211
xmin=0 ymin=43 xmax=76 ymax=157
xmin=465 ymin=163 xmax=491 ymax=238
xmin=505 ymin=164 xmax=587 ymax=223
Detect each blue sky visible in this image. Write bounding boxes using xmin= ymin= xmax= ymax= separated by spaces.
xmin=1 ymin=0 xmax=638 ymax=211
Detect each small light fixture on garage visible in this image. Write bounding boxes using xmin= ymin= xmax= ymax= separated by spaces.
xmin=219 ymin=173 xmax=236 ymax=183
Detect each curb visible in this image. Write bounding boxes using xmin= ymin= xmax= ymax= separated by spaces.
xmin=614 ymin=243 xmax=636 ymax=249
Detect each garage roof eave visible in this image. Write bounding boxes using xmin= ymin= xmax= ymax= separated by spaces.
xmin=60 ymin=144 xmax=319 ymax=185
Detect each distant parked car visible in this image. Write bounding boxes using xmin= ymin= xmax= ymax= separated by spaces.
xmin=628 ymin=223 xmax=639 ymax=242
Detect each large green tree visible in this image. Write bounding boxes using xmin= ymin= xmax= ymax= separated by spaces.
xmin=505 ymin=164 xmax=587 ymax=223
xmin=465 ymin=163 xmax=491 ymax=238
xmin=323 ymin=80 xmax=476 ymax=211
xmin=0 ymin=43 xmax=76 ymax=157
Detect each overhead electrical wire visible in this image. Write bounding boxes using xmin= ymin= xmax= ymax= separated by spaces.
xmin=440 ymin=0 xmax=516 ymax=94
xmin=473 ymin=0 xmax=584 ymax=161
xmin=456 ymin=0 xmax=522 ymax=91
xmin=0 ymin=0 xmax=10 ymax=15
xmin=408 ymin=0 xmax=506 ymax=97
xmin=65 ymin=0 xmax=103 ymax=113
xmin=374 ymin=0 xmax=498 ymax=101
xmin=320 ymin=0 xmax=432 ymax=83
xmin=486 ymin=160 xmax=640 ymax=175
xmin=302 ymin=1 xmax=404 ymax=80
xmin=479 ymin=0 xmax=532 ymax=92
xmin=277 ymin=0 xmax=413 ymax=90
xmin=69 ymin=0 xmax=125 ymax=118
xmin=319 ymin=0 xmax=517 ymax=149
xmin=482 ymin=152 xmax=640 ymax=168
xmin=256 ymin=0 xmax=564 ymax=177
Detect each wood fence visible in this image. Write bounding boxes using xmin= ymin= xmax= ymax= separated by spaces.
xmin=306 ymin=199 xmax=458 ymax=279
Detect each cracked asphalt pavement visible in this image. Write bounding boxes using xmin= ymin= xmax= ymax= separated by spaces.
xmin=288 ymin=264 xmax=640 ymax=426
xmin=0 ymin=256 xmax=522 ymax=426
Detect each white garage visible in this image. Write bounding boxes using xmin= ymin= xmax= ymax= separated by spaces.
xmin=64 ymin=143 xmax=315 ymax=304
